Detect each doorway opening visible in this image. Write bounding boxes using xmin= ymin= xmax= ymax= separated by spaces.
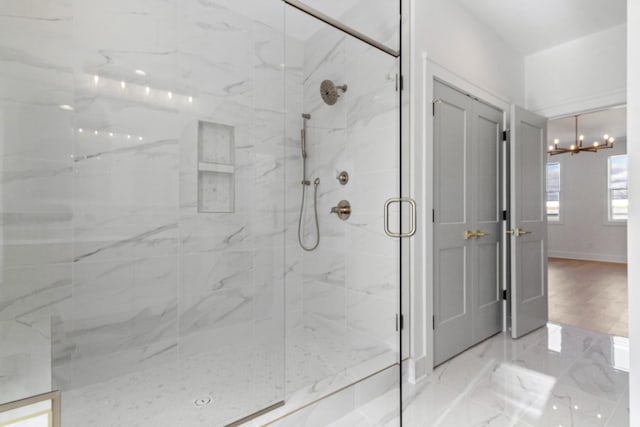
xmin=546 ymin=106 xmax=628 ymax=338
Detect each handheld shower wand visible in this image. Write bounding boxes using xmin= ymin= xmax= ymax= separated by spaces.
xmin=298 ymin=113 xmax=320 ymax=251
xmin=301 ymin=113 xmax=310 ymax=160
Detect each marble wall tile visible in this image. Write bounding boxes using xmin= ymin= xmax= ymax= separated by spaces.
xmin=302 ymin=251 xmax=346 ymax=287
xmin=0 ymin=264 xmax=71 ymax=323
xmin=253 ymin=248 xmax=285 ymax=321
xmin=284 ymin=246 xmax=303 ymax=330
xmin=67 ymin=338 xmax=178 ymax=391
xmin=346 ymin=289 xmax=397 ymax=348
xmin=280 ymin=5 xmax=400 ymax=418
xmin=73 ymin=0 xmax=179 ymax=52
xmin=1 ymin=0 xmax=401 ymax=424
xmin=0 ymin=214 xmax=73 ymax=268
xmin=67 ymin=257 xmax=178 ymax=354
xmin=179 ymin=2 xmax=253 ymax=103
xmin=297 ymin=0 xmax=399 ymax=53
xmin=0 ymin=158 xmax=73 ymax=214
xmin=254 ymin=22 xmax=286 ymax=113
xmin=345 ymin=253 xmax=398 ymax=300
xmin=178 ymin=250 xmax=256 ymax=341
xmin=0 ymin=50 xmax=73 ymax=289
xmin=303 ymin=281 xmax=346 ymax=325
xmin=0 ymin=103 xmax=74 ymax=162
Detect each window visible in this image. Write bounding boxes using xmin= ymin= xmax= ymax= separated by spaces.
xmin=546 ymin=162 xmax=560 ymax=220
xmin=608 ymin=154 xmax=628 ymax=221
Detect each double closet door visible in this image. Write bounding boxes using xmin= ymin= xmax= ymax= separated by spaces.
xmin=433 ymin=81 xmax=504 ymax=365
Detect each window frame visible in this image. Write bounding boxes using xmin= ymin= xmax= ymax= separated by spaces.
xmin=545 ymin=161 xmax=561 ymax=222
xmin=607 ymin=154 xmax=628 ymax=224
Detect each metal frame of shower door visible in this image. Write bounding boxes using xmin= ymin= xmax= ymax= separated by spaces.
xmin=282 ymin=0 xmax=400 ymax=58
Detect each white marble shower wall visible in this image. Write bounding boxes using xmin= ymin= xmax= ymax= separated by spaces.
xmin=0 ymin=0 xmax=295 ymax=425
xmin=0 ymin=0 xmax=75 ymax=405
xmin=284 ymin=1 xmax=400 ymax=396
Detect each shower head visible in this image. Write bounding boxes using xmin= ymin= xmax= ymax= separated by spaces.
xmin=320 ymin=80 xmax=347 ymax=106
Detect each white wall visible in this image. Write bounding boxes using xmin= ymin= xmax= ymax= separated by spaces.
xmin=525 ymin=24 xmax=627 ymax=117
xmin=407 ymin=0 xmax=524 ymax=381
xmin=547 ymin=142 xmax=628 ymax=263
xmin=627 ymin=2 xmax=638 ymax=425
xmin=417 ymin=0 xmax=525 ymax=105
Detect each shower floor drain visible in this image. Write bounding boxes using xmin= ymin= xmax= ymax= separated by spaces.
xmin=193 ymin=396 xmax=212 ymax=407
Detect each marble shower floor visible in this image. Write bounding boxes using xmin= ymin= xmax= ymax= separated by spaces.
xmin=400 ymin=322 xmax=630 ymax=427
xmin=59 ymin=326 xmax=396 ymax=427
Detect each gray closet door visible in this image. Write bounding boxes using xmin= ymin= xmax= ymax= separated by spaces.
xmin=509 ymin=105 xmax=548 ymax=339
xmin=471 ymin=101 xmax=503 ymax=343
xmin=433 ymin=81 xmax=503 ymax=365
xmin=433 ymin=82 xmax=473 ymax=365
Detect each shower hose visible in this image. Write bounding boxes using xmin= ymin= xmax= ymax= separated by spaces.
xmin=298 ymin=178 xmax=320 ymax=251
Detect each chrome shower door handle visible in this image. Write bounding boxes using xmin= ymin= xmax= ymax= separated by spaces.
xmin=384 ymin=197 xmax=417 ymax=238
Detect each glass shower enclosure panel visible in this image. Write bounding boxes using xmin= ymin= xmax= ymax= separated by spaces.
xmin=283 ymin=4 xmax=402 ymax=423
xmin=0 ymin=0 xmax=401 ymax=425
xmin=0 ymin=0 xmax=287 ymax=426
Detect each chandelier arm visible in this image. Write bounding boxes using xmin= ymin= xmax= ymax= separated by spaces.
xmin=547 ymin=113 xmax=614 ymax=156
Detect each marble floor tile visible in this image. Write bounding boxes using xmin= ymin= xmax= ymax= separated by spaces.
xmin=522 ymin=381 xmax=618 ymax=427
xmin=428 ymin=394 xmax=528 ymax=427
xmin=560 ymin=356 xmax=628 ymax=403
xmin=402 ymin=323 xmax=629 ymax=427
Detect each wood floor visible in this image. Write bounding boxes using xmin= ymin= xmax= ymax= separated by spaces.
xmin=548 ymin=258 xmax=628 ymax=336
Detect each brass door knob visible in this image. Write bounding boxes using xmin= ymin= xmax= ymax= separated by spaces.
xmin=464 ymin=230 xmax=476 ymax=240
xmin=506 ymin=228 xmax=531 ymax=237
xmin=475 ymin=230 xmax=489 ymax=238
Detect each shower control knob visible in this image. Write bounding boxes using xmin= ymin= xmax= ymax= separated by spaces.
xmin=330 ymin=200 xmax=351 ymax=220
xmin=337 ymin=171 xmax=349 ymax=185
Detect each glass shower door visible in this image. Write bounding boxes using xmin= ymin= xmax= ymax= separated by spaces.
xmin=283 ymin=3 xmax=403 ymax=424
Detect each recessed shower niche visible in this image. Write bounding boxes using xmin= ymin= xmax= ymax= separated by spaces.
xmin=197 ymin=120 xmax=235 ymax=213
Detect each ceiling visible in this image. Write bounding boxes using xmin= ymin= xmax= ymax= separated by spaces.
xmin=547 ymin=107 xmax=627 ymax=146
xmin=454 ymin=0 xmax=627 ymax=54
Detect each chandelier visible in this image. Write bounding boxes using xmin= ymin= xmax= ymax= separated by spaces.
xmin=547 ymin=115 xmax=615 ymax=156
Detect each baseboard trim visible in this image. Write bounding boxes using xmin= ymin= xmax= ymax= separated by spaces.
xmin=548 ymin=251 xmax=627 ymax=264
xmin=408 ymin=356 xmax=428 ymax=384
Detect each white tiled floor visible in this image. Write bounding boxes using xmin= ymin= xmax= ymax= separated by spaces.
xmin=402 ymin=322 xmax=630 ymax=427
xmin=58 ymin=322 xmax=629 ymax=426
